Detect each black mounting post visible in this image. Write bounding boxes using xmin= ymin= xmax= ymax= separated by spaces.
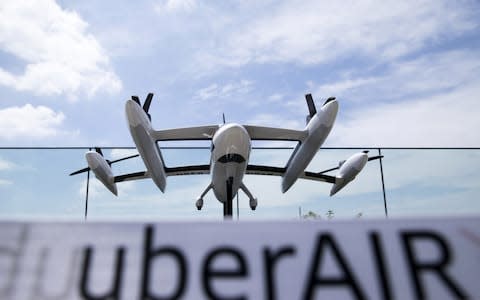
xmin=85 ymin=147 xmax=91 ymax=221
xmin=378 ymin=148 xmax=388 ymax=218
xmin=236 ymin=192 xmax=239 ymax=220
xmin=224 ymin=177 xmax=233 ymax=219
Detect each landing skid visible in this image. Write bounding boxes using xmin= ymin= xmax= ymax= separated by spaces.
xmin=223 ymin=177 xmax=234 ymax=219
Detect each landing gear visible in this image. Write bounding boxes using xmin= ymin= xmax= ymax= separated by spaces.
xmin=196 ymin=197 xmax=203 ymax=210
xmin=223 ymin=177 xmax=234 ymax=219
xmin=240 ymin=182 xmax=257 ymax=211
xmin=249 ymin=198 xmax=257 ymax=211
xmin=196 ymin=183 xmax=213 ymax=211
xmin=197 ymin=179 xmax=257 ymax=219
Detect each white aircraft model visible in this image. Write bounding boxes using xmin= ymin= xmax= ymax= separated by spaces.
xmin=71 ymin=93 xmax=382 ymax=217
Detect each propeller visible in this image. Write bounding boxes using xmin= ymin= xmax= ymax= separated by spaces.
xmin=305 ymin=94 xmax=317 ymax=119
xmin=143 ymin=93 xmax=153 ymax=115
xmin=363 ymin=150 xmax=385 ymax=161
xmin=317 ymin=166 xmax=340 ymax=175
xmin=71 ymin=93 xmax=153 ymax=177
xmin=70 ymin=166 xmax=91 ymax=176
xmin=95 ymin=147 xmax=103 ymax=156
xmin=316 ymin=151 xmax=384 ymax=174
xmin=305 ymin=94 xmax=336 ymax=124
xmin=131 ymin=93 xmax=154 ymax=121
xmin=69 ymin=147 xmax=140 ymax=176
xmin=323 ymin=96 xmax=336 ymax=105
xmin=131 ymin=96 xmax=141 ymax=105
xmin=368 ymin=155 xmax=384 ymax=161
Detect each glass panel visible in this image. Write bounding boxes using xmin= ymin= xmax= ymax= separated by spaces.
xmin=0 ymin=148 xmax=87 ymax=220
xmin=1 ymin=148 xmax=479 ymax=220
xmin=381 ymin=149 xmax=480 ymax=218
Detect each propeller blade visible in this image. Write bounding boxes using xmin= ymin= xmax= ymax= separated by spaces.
xmin=95 ymin=147 xmax=103 ymax=156
xmin=143 ymin=93 xmax=154 ymax=113
xmin=131 ymin=96 xmax=141 ymax=105
xmin=317 ymin=166 xmax=340 ymax=174
xmin=71 ymin=152 xmax=139 ymax=175
xmin=108 ymin=154 xmax=140 ymax=164
xmin=305 ymin=94 xmax=317 ymax=117
xmin=69 ymin=167 xmax=90 ymax=176
xmin=315 ymin=153 xmax=382 ymax=175
xmin=323 ymin=96 xmax=336 ymax=105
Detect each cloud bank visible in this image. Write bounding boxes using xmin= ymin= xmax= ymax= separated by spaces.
xmin=0 ymin=0 xmax=122 ymax=99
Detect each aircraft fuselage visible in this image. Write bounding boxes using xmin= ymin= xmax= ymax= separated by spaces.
xmin=210 ymin=123 xmax=251 ymax=203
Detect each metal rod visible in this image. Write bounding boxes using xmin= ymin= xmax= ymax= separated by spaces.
xmin=378 ymin=148 xmax=388 ymax=218
xmin=5 ymin=146 xmax=480 ymax=150
xmin=236 ymin=192 xmax=239 ymax=220
xmin=85 ymin=147 xmax=91 ymax=221
xmin=224 ymin=177 xmax=233 ymax=220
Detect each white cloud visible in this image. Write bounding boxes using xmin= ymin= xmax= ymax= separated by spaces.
xmin=194 ymin=80 xmax=253 ymax=101
xmin=0 ymin=0 xmax=122 ymax=99
xmin=0 ymin=158 xmax=15 ymax=171
xmin=329 ymin=82 xmax=480 ymax=147
xmin=195 ymin=0 xmax=477 ymax=69
xmin=77 ymin=177 xmax=135 ymax=199
xmin=154 ymin=0 xmax=197 ymax=14
xmin=0 ymin=158 xmax=14 ymax=187
xmin=247 ymin=113 xmax=303 ymax=130
xmin=310 ymin=50 xmax=480 ymax=147
xmin=109 ymin=148 xmax=138 ymax=160
xmin=267 ymin=93 xmax=284 ymax=103
xmin=315 ymin=78 xmax=379 ymax=100
xmin=0 ymin=104 xmax=68 ymax=139
xmin=316 ymin=50 xmax=480 ymax=102
xmin=0 ymin=179 xmax=13 ymax=186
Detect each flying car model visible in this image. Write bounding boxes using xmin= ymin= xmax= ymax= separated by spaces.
xmin=71 ymin=93 xmax=382 ymax=217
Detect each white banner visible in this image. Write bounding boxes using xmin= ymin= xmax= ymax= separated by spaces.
xmin=0 ymin=218 xmax=479 ymax=299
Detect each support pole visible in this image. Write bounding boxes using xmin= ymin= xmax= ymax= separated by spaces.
xmin=378 ymin=148 xmax=388 ymax=218
xmin=85 ymin=147 xmax=91 ymax=221
xmin=236 ymin=192 xmax=239 ymax=220
xmin=224 ymin=177 xmax=233 ymax=219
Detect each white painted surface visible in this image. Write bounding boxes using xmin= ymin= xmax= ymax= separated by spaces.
xmin=0 ymin=218 xmax=478 ymax=299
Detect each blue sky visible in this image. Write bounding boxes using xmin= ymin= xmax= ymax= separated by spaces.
xmin=1 ymin=0 xmax=480 ymax=219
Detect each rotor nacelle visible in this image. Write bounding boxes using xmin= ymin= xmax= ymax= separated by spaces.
xmin=85 ymin=151 xmax=118 ymax=195
xmin=330 ymin=151 xmax=369 ymax=196
xmin=282 ymin=96 xmax=338 ymax=192
xmin=126 ymin=98 xmax=167 ymax=192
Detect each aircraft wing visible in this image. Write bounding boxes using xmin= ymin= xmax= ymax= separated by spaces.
xmin=165 ymin=165 xmax=210 ymax=176
xmin=150 ymin=126 xmax=220 ymax=141
xmin=246 ymin=165 xmax=336 ymax=183
xmin=114 ymin=164 xmax=334 ymax=183
xmin=113 ymin=165 xmax=211 ymax=183
xmin=243 ymin=125 xmax=307 ymax=141
xmin=300 ymin=171 xmax=336 ymax=183
xmin=149 ymin=125 xmax=306 ymax=142
xmin=114 ymin=171 xmax=149 ymax=183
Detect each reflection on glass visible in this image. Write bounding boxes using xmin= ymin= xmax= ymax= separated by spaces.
xmin=0 ymin=148 xmax=479 ymax=220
